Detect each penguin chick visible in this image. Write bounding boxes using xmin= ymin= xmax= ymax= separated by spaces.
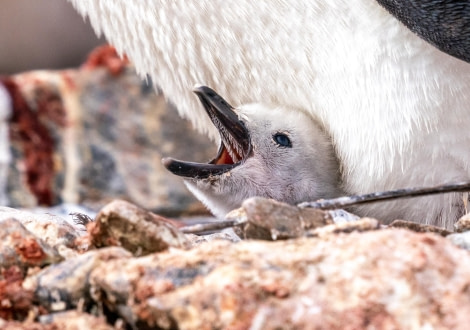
xmin=163 ymin=86 xmax=343 ymax=218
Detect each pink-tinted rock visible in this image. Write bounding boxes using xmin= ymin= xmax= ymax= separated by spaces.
xmin=0 ymin=265 xmax=34 ymax=321
xmin=0 ymin=207 xmax=83 ymax=258
xmin=0 ymin=218 xmax=62 ymax=272
xmin=88 ymin=229 xmax=470 ymax=329
xmin=0 ymin=311 xmax=113 ymax=330
xmin=0 ymin=320 xmax=47 ymax=330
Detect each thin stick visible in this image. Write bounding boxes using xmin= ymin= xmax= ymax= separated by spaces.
xmin=180 ymin=182 xmax=470 ymax=235
xmin=298 ymin=181 xmax=470 ymax=210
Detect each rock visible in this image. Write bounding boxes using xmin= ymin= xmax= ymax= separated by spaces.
xmin=0 ymin=320 xmax=48 ymax=330
xmin=24 ymin=203 xmax=97 ymax=225
xmin=90 ymin=200 xmax=188 ymax=255
xmin=0 ymin=218 xmax=63 ymax=272
xmin=447 ymin=231 xmax=470 ymax=250
xmin=225 ymin=197 xmax=365 ymax=240
xmin=389 ymin=219 xmax=451 ymax=236
xmin=2 ymin=50 xmax=215 ymax=216
xmin=0 ymin=311 xmax=113 ymax=330
xmin=327 ymin=208 xmax=360 ymax=223
xmin=0 ymin=207 xmax=84 ymax=257
xmin=185 ymin=231 xmax=241 ymax=247
xmin=88 ymin=229 xmax=470 ymax=329
xmin=24 ymin=247 xmax=131 ymax=313
xmin=455 ymin=213 xmax=470 ymax=232
xmin=227 ymin=197 xmax=334 ymax=240
xmin=39 ymin=310 xmax=114 ymax=330
xmin=308 ymin=217 xmax=380 ymax=237
xmin=0 ymin=265 xmax=35 ymax=321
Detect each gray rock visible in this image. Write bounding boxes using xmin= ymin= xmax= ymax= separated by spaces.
xmin=226 ymin=197 xmax=334 ymax=240
xmin=328 ymin=208 xmax=360 ymax=223
xmin=90 ymin=200 xmax=188 ymax=255
xmin=24 ymin=247 xmax=131 ymax=312
xmin=447 ymin=231 xmax=470 ymax=250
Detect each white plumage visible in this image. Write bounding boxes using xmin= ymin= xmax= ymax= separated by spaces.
xmin=69 ymin=0 xmax=470 ymax=228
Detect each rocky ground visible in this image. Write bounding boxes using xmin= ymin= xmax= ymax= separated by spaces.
xmin=1 ymin=46 xmax=470 ymax=329
xmin=1 ymin=199 xmax=470 ymax=329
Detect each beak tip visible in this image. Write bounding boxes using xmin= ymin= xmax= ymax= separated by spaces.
xmin=192 ymin=84 xmax=205 ymax=94
xmin=161 ymin=157 xmax=173 ymax=169
xmin=192 ymin=85 xmax=218 ymax=98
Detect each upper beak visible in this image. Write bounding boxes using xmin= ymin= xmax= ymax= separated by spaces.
xmin=192 ymin=85 xmax=250 ymax=157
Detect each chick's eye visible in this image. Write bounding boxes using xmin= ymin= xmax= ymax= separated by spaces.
xmin=273 ymin=133 xmax=292 ymax=147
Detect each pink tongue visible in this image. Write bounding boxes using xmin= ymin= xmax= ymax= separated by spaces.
xmin=215 ymin=147 xmax=234 ymax=165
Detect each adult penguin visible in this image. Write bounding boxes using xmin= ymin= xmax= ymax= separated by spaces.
xmin=68 ymin=0 xmax=470 ymax=229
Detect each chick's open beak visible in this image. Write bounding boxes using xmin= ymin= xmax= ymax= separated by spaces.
xmin=162 ymin=85 xmax=251 ymax=179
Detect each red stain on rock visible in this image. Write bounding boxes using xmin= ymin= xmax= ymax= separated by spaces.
xmin=82 ymin=44 xmax=130 ymax=76
xmin=35 ymin=85 xmax=67 ymax=127
xmin=1 ymin=77 xmax=66 ymax=205
xmin=0 ymin=266 xmax=34 ymax=321
xmin=15 ymin=237 xmax=47 ymax=265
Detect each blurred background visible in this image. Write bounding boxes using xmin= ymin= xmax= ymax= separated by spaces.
xmin=0 ymin=0 xmax=103 ymax=74
xmin=0 ymin=0 xmax=212 ymax=217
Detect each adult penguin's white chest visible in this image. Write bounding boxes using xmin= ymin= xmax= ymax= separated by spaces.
xmin=315 ymin=2 xmax=470 ymax=226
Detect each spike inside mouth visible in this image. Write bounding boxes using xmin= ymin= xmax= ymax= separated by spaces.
xmin=162 ymin=86 xmax=251 ymax=179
